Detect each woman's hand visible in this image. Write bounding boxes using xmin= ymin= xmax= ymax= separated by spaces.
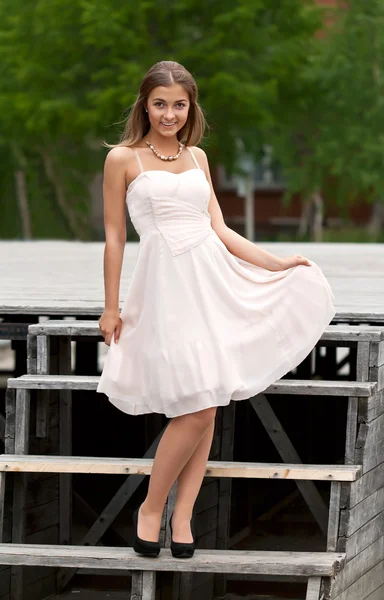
xmin=279 ymin=254 xmax=312 ymax=270
xmin=99 ymin=310 xmax=123 ymax=346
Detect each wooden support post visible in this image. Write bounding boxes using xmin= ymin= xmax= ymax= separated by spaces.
xmin=306 ymin=576 xmax=322 ymax=600
xmin=35 ymin=335 xmax=50 ymax=438
xmin=0 ymin=472 xmax=5 ymax=543
xmin=131 ymin=571 xmax=156 ymax=600
xmin=214 ymin=402 xmax=235 ymax=599
xmin=5 ymin=388 xmax=16 ymax=454
xmin=327 ymin=482 xmax=341 ymax=552
xmin=59 ymin=336 xmax=72 ymax=547
xmin=356 ymin=342 xmax=370 ymax=382
xmin=345 ymin=397 xmax=359 ymax=465
xmin=26 ymin=332 xmax=37 ymax=375
xmin=12 ymin=387 xmax=30 ymax=600
xmin=250 ymin=394 xmax=328 ymax=535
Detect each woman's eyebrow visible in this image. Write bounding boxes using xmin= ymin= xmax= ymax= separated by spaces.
xmin=152 ymin=97 xmax=188 ymax=102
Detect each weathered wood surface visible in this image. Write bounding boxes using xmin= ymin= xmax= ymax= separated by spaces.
xmin=6 ymin=374 xmax=378 ymax=396
xmin=131 ymin=571 xmax=156 ymax=600
xmin=332 ymin=536 xmax=384 ymax=598
xmin=0 ymin=455 xmax=362 ymax=480
xmin=327 ymin=482 xmax=342 ymax=553
xmin=28 ymin=320 xmax=384 ymax=342
xmin=306 ymin=577 xmax=322 ymax=600
xmin=0 ymin=544 xmax=346 ymax=576
xmin=1 ymin=241 xmax=384 ymax=321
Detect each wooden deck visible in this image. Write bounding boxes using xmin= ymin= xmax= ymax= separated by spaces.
xmin=1 ymin=240 xmax=384 ymax=321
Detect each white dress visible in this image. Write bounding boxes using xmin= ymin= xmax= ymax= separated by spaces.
xmin=97 ymin=147 xmax=336 ymax=418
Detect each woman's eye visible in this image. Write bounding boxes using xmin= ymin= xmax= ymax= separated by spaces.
xmin=176 ymin=103 xmax=186 ymax=108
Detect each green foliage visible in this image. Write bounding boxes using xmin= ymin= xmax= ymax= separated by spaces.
xmin=6 ymin=0 xmax=382 ymax=239
xmin=271 ymin=0 xmax=384 ymax=206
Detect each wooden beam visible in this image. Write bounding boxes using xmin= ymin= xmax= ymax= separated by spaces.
xmin=6 ymin=375 xmax=378 ymax=397
xmin=306 ymin=576 xmax=322 ymax=600
xmin=0 ymin=455 xmax=362 ymax=481
xmin=0 ymin=544 xmax=346 ymax=576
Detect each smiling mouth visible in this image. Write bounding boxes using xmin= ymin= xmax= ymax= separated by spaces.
xmin=161 ymin=122 xmax=177 ymax=127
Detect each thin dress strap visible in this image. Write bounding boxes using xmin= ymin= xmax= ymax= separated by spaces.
xmin=187 ymin=147 xmax=201 ymax=169
xmin=133 ymin=149 xmax=144 ymax=173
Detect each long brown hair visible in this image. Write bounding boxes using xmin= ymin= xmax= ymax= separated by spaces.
xmin=106 ymin=61 xmax=206 ymax=148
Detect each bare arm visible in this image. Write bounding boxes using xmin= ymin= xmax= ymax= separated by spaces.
xmin=99 ymin=147 xmax=129 ymax=344
xmin=194 ymin=147 xmax=310 ymax=271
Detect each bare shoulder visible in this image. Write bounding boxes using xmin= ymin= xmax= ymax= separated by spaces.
xmin=190 ymin=145 xmax=208 ymax=163
xmin=105 ymin=145 xmax=135 ymax=168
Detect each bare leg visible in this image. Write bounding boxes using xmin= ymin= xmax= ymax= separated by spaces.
xmin=138 ymin=407 xmax=217 ymax=541
xmin=172 ymin=419 xmax=215 ymax=542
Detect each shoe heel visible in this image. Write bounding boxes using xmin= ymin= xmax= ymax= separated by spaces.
xmin=133 ymin=508 xmax=160 ymax=557
xmin=169 ymin=513 xmax=195 ymax=559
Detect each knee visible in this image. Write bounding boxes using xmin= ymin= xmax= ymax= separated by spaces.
xmin=187 ymin=406 xmax=217 ymax=430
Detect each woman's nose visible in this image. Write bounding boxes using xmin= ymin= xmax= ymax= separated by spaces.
xmin=164 ymin=108 xmax=175 ymax=120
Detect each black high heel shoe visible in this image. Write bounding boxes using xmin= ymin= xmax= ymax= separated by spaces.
xmin=133 ymin=508 xmax=160 ymax=557
xmin=169 ymin=513 xmax=195 ymax=559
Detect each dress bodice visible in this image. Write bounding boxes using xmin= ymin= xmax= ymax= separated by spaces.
xmin=126 ymin=168 xmax=213 ymax=256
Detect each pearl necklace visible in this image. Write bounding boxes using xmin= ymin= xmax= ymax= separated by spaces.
xmin=146 ymin=140 xmax=184 ymax=161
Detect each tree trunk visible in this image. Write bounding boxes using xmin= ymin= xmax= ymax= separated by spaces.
xmin=41 ymin=151 xmax=83 ymax=239
xmin=311 ymin=190 xmax=324 ymax=242
xmin=298 ymin=190 xmax=324 ymax=241
xmin=368 ymin=200 xmax=384 ymax=239
xmin=14 ymin=169 xmax=32 ymax=239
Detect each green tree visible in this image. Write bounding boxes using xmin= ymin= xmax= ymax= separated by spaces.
xmin=0 ymin=0 xmax=321 ymax=239
xmin=269 ymin=0 xmax=384 ymax=240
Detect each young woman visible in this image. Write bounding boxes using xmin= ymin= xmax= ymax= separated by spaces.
xmin=97 ymin=61 xmax=336 ymax=558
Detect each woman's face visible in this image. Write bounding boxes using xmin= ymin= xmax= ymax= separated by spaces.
xmin=146 ymin=84 xmax=190 ymax=139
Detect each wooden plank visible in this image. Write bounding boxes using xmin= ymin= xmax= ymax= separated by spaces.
xmin=346 ymin=512 xmax=384 ymax=561
xmin=361 ymin=389 xmax=384 ymax=422
xmin=6 ymin=375 xmax=378 ymax=396
xmin=0 ymin=545 xmax=346 ymax=576
xmin=0 ymin=414 xmax=4 ymax=444
xmin=365 ymin=586 xmax=384 ymax=600
xmin=327 ymin=482 xmax=341 ymax=552
xmin=306 ymin=576 xmax=322 ymax=600
xmin=36 ymin=335 xmax=49 ymax=374
xmin=0 ymin=455 xmax=362 ymax=481
xmin=26 ymin=333 xmax=37 ymax=375
xmin=142 ymin=571 xmax=156 ymax=600
xmin=14 ymin=389 xmax=30 ymax=454
xmin=363 ymin=438 xmax=384 ymax=473
xmin=12 ymin=388 xmax=30 ymax=600
xmin=27 ymin=321 xmax=384 ymax=342
xmin=0 ymin=473 xmax=5 ymax=544
xmin=29 ymin=320 xmax=101 ymax=337
xmin=345 ymin=397 xmax=359 ymax=464
xmin=340 ymin=486 xmax=384 ymax=538
xmin=369 ymin=365 xmax=384 ymax=390
xmin=5 ymin=388 xmax=15 ymax=455
xmin=332 ymin=535 xmax=384 ymax=597
xmin=356 ymin=342 xmax=370 ymax=381
xmin=250 ymin=394 xmax=328 ymax=535
xmin=58 ymin=336 xmax=72 ymax=547
xmin=333 ymin=559 xmax=384 ymax=600
xmin=369 ymin=341 xmax=384 ymax=367
xmin=349 ymin=463 xmax=384 ymax=507
xmin=321 ymin=326 xmax=384 ymax=343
